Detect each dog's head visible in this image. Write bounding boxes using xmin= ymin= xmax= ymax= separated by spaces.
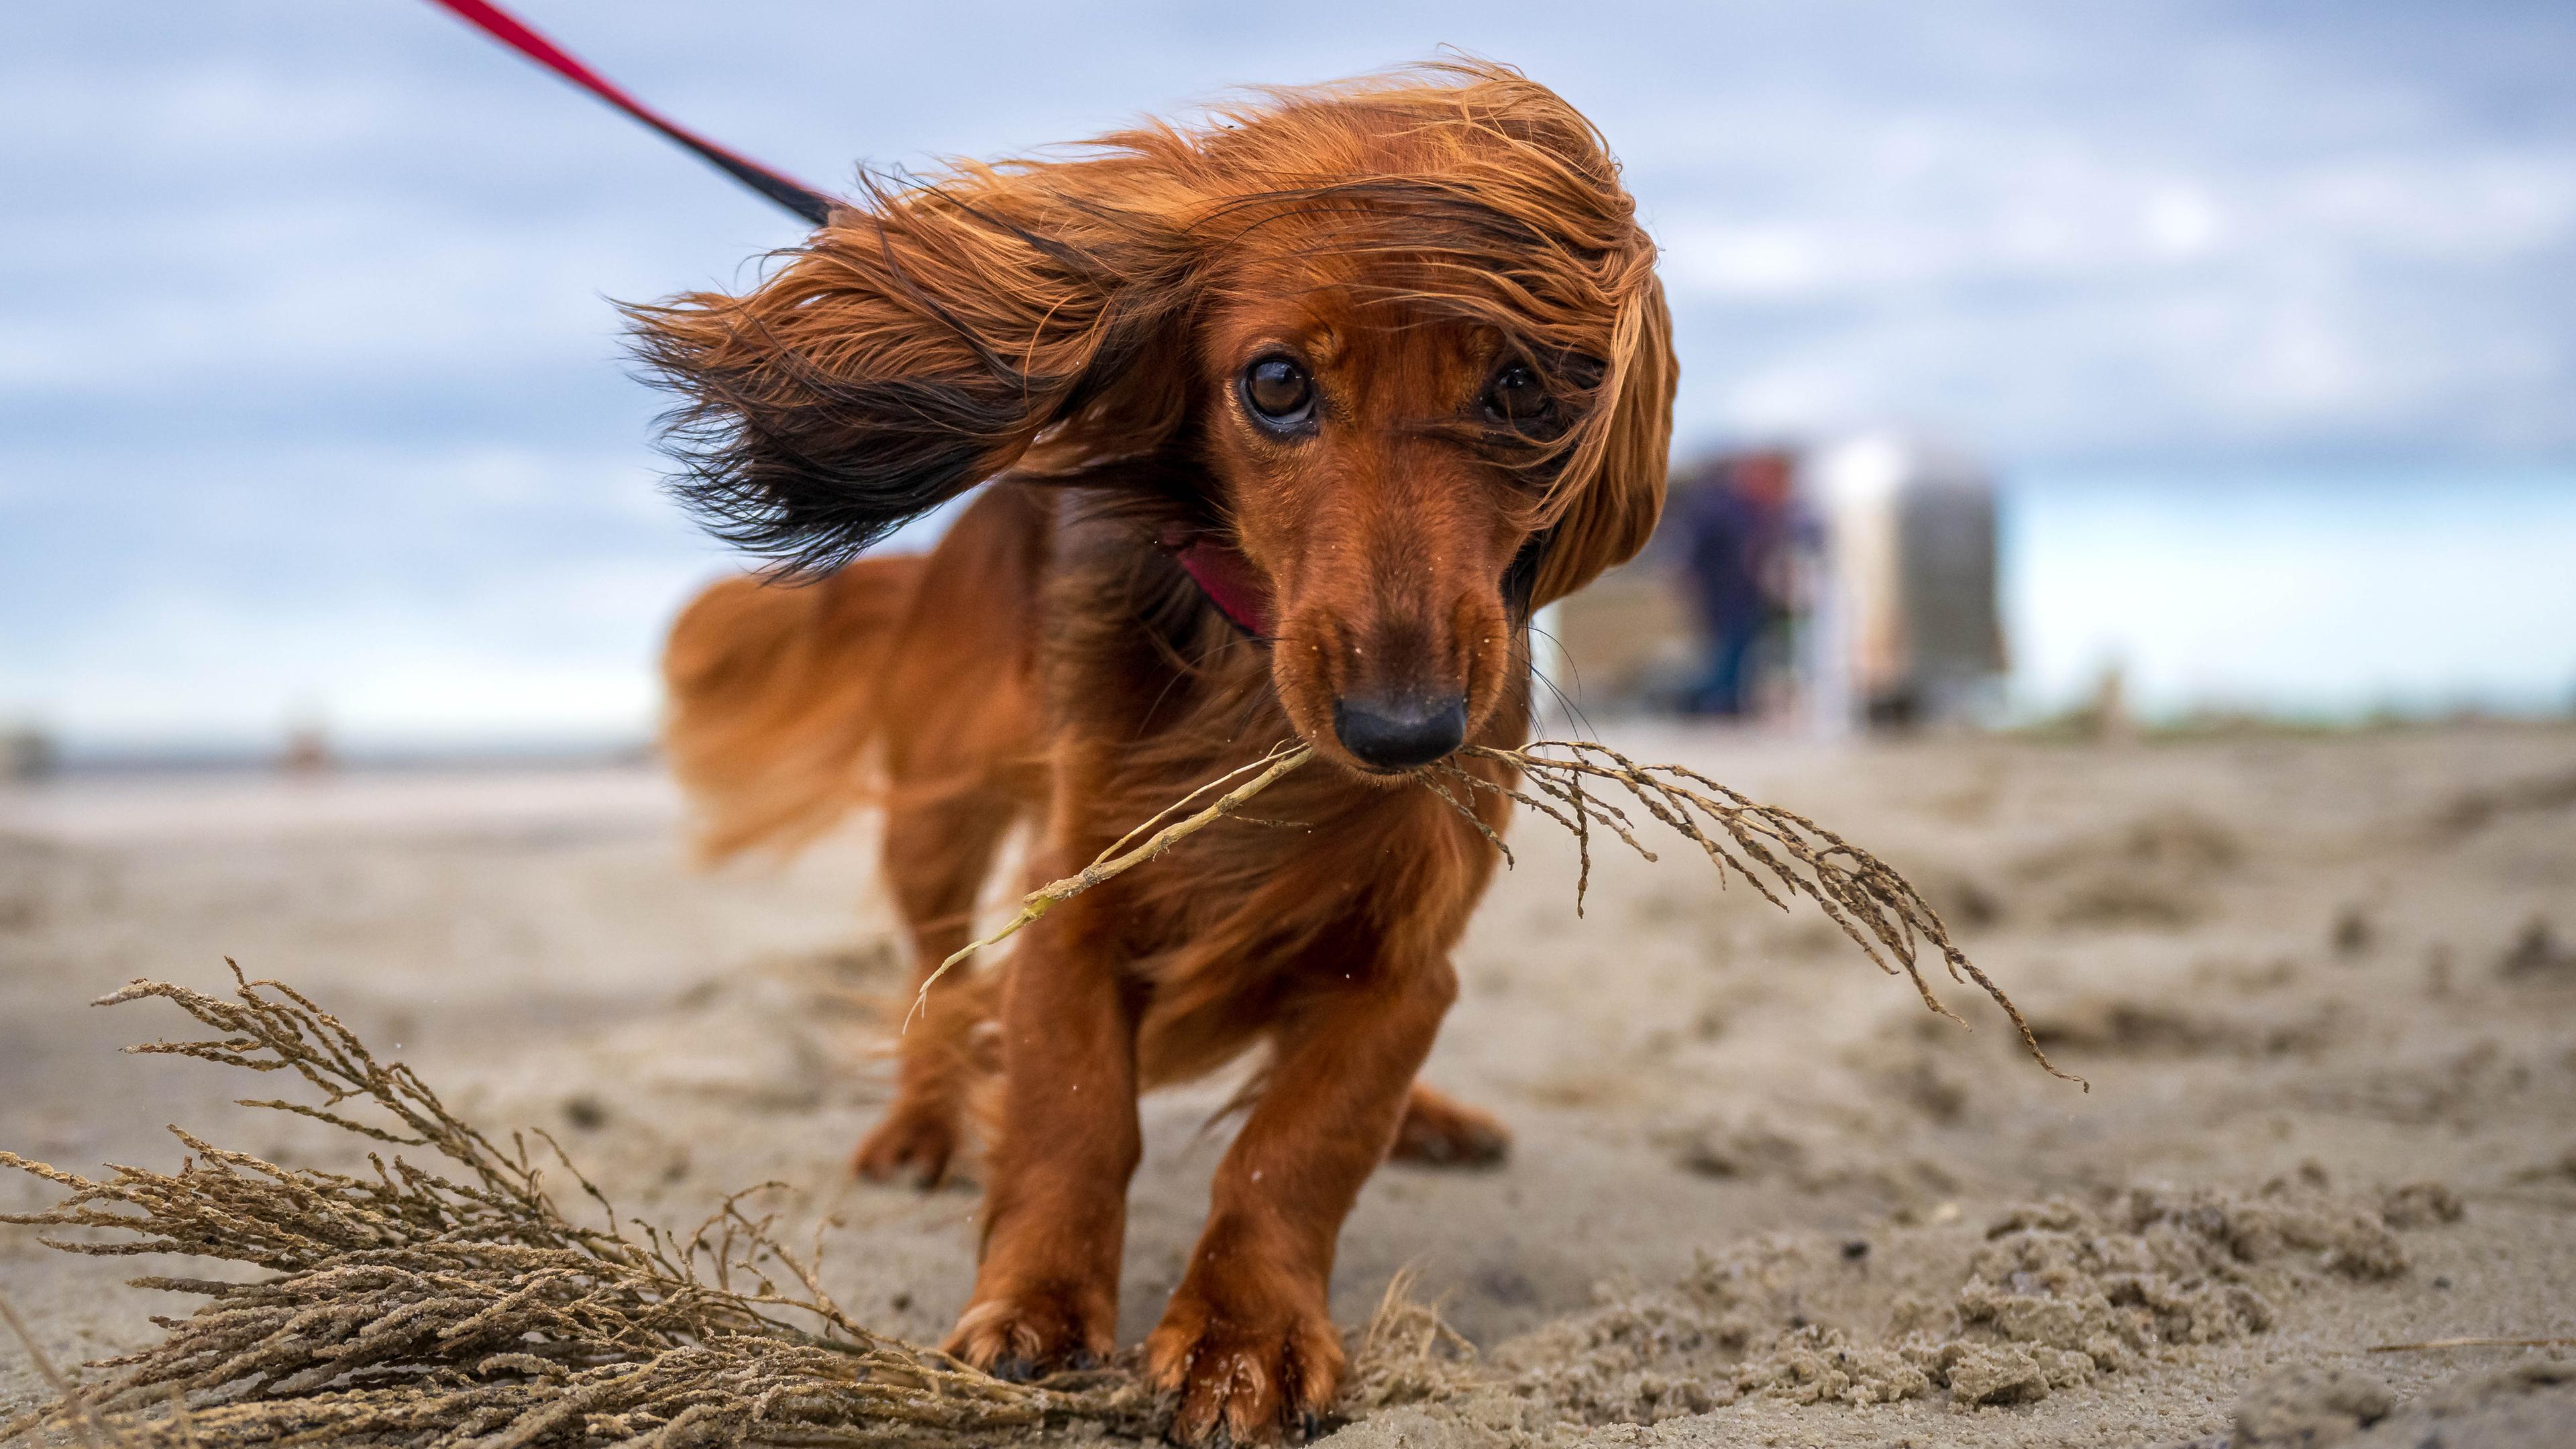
xmin=631 ymin=62 xmax=1673 ymax=775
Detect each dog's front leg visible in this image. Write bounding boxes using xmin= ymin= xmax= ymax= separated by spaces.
xmin=1146 ymin=951 xmax=1457 ymax=1444
xmin=943 ymin=891 xmax=1140 ymax=1377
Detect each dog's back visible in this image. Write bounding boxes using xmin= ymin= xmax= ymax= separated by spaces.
xmin=661 ymin=482 xmax=1050 ymax=862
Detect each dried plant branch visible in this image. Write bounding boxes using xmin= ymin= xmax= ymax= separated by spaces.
xmin=1339 ymin=1268 xmax=1483 ymax=1411
xmin=907 ymin=735 xmax=2075 ymax=1084
xmin=1418 ymin=773 xmax=1514 ymax=868
xmin=1 ymin=963 xmax=1144 ymax=1449
xmin=0 ymin=1288 xmax=136 ymax=1449
xmin=906 ymin=741 xmax=1313 ymax=1025
xmin=1457 ymin=741 xmax=2080 ymax=1085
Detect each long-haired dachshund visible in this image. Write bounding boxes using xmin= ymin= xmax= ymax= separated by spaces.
xmin=633 ymin=62 xmax=1672 ymax=1444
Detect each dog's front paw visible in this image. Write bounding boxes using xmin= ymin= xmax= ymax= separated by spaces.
xmin=1145 ymin=1281 xmax=1343 ymax=1445
xmin=943 ymin=1283 xmax=1113 ymax=1381
xmin=850 ymin=1100 xmax=963 ymax=1187
xmin=1388 ymin=1083 xmax=1510 ymax=1168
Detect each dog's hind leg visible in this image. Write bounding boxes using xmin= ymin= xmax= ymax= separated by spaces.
xmin=851 ymin=778 xmax=1018 ymax=1187
xmin=1389 ymin=1080 xmax=1511 ymax=1167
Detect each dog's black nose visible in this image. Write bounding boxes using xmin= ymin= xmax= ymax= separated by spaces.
xmin=1332 ymin=694 xmax=1467 ymax=770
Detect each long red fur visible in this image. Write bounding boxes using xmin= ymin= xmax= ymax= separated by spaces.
xmin=642 ymin=62 xmax=1673 ymax=1444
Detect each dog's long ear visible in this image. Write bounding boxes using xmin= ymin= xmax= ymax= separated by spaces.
xmin=628 ymin=165 xmax=1191 ymax=573
xmin=1529 ymin=275 xmax=1676 ymax=607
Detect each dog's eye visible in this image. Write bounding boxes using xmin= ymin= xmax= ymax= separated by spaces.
xmin=1240 ymin=356 xmax=1316 ymax=429
xmin=1485 ymin=363 xmax=1552 ymax=424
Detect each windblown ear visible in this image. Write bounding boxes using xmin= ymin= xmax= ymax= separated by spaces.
xmin=627 ymin=170 xmax=1189 ymax=574
xmin=1530 ymin=276 xmax=1676 ymax=606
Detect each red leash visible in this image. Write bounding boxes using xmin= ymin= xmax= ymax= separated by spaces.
xmin=424 ymin=0 xmax=840 ymax=225
xmin=433 ymin=0 xmax=1282 ymax=634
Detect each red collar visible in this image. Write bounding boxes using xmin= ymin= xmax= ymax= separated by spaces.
xmin=1162 ymin=533 xmax=1275 ymax=638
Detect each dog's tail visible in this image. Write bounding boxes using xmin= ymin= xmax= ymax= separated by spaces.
xmin=660 ymin=557 xmax=926 ymax=861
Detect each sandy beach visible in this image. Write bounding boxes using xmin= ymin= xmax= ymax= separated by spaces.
xmin=5 ymin=722 xmax=2573 ymax=1447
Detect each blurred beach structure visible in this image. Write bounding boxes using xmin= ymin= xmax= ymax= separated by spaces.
xmin=1554 ymin=436 xmax=2010 ymax=733
xmin=1554 ymin=456 xmax=2576 ymax=736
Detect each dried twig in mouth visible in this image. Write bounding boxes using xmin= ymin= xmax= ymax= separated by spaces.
xmin=916 ymin=736 xmax=2078 ymax=1085
xmin=906 ymin=741 xmax=1316 ymax=1027
xmin=1460 ymin=741 xmax=2079 ymax=1086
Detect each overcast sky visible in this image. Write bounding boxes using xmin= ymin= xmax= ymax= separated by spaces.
xmin=4 ymin=1 xmax=2573 ymax=745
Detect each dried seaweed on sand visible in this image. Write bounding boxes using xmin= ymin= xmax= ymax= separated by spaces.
xmin=1337 ymin=1269 xmax=1482 ymax=1411
xmin=1 ymin=965 xmax=1146 ymax=1448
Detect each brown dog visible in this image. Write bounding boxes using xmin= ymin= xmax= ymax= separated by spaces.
xmin=635 ymin=62 xmax=1673 ymax=1444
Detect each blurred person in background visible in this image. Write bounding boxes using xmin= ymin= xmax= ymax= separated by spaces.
xmin=1676 ymin=449 xmax=1801 ymax=718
